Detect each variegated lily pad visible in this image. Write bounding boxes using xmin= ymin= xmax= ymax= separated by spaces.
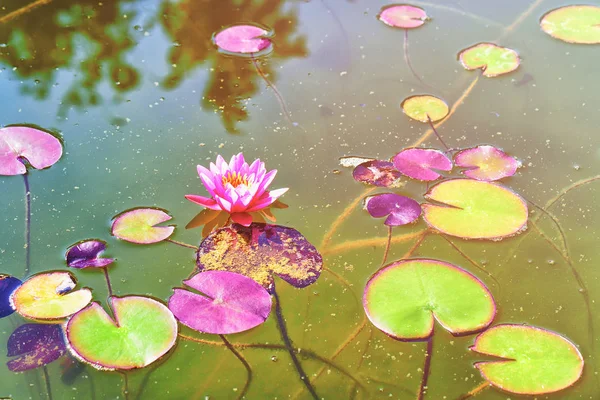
xmin=197 ymin=223 xmax=322 ymax=292
xmin=7 ymin=324 xmax=67 ymax=372
xmin=422 ymin=179 xmax=528 ymax=239
xmin=472 ymin=324 xmax=584 ymax=395
xmin=401 ymin=95 xmax=449 ymax=123
xmin=364 ymin=258 xmax=495 ymax=341
xmin=454 ymin=145 xmax=519 ymax=181
xmin=353 ymin=160 xmax=402 ymax=187
xmin=458 ymin=43 xmax=520 ymax=77
xmin=11 ymin=271 xmax=92 ymax=321
xmin=111 ymin=207 xmax=175 ymax=244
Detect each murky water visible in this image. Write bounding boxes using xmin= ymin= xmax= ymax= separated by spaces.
xmin=1 ymin=0 xmax=599 ymax=399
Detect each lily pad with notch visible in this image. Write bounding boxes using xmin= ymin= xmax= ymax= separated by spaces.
xmin=458 ymin=43 xmax=520 ymax=77
xmin=65 ymin=296 xmax=178 ymax=370
xmin=169 ymin=271 xmax=272 ymax=335
xmin=540 ymin=5 xmax=600 ymax=44
xmin=378 ymin=4 xmax=428 ymax=29
xmin=392 ymin=148 xmax=452 ymax=181
xmin=363 ymin=258 xmax=496 ymax=341
xmin=471 ymin=324 xmax=584 ymax=395
xmin=1 ymin=275 xmax=22 ymax=318
xmin=196 ymin=223 xmax=322 ymax=292
xmin=213 ymin=24 xmax=273 ymax=56
xmin=111 ymin=207 xmax=175 ymax=244
xmin=401 ymin=95 xmax=449 ymax=123
xmin=11 ymin=271 xmax=92 ymax=321
xmin=454 ymin=145 xmax=520 ymax=181
xmin=66 ymin=239 xmax=115 ymax=269
xmin=422 ymin=179 xmax=528 ymax=240
xmin=6 ymin=323 xmax=67 ymax=372
xmin=353 ymin=160 xmax=402 ymax=187
xmin=364 ymin=193 xmax=421 ymax=226
xmin=0 ymin=126 xmax=63 ymax=176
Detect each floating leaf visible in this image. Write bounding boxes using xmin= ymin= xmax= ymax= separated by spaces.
xmin=458 ymin=43 xmax=520 ymax=77
xmin=7 ymin=324 xmax=67 ymax=372
xmin=454 ymin=145 xmax=519 ymax=181
xmin=197 ymin=223 xmax=322 ymax=292
xmin=401 ymin=95 xmax=449 ymax=123
xmin=364 ymin=193 xmax=421 ymax=226
xmin=213 ymin=24 xmax=272 ymax=55
xmin=0 ymin=126 xmax=63 ymax=176
xmin=541 ymin=6 xmax=600 ymax=44
xmin=378 ymin=4 xmax=428 ymax=29
xmin=66 ymin=296 xmax=178 ymax=370
xmin=65 ymin=239 xmax=115 ymax=269
xmin=11 ymin=271 xmax=92 ymax=321
xmin=472 ymin=324 xmax=584 ymax=395
xmin=111 ymin=207 xmax=175 ymax=244
xmin=392 ymin=148 xmax=452 ymax=181
xmin=0 ymin=275 xmax=21 ymax=318
xmin=353 ymin=160 xmax=402 ymax=187
xmin=422 ymin=179 xmax=528 ymax=239
xmin=364 ymin=258 xmax=495 ymax=341
xmin=169 ymin=271 xmax=272 ymax=335
xmin=339 ymin=156 xmax=375 ymax=168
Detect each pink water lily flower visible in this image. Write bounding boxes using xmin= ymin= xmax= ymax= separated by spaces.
xmin=185 ymin=153 xmax=288 ymax=226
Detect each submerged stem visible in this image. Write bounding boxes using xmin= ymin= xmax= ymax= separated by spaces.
xmin=403 ymin=30 xmax=437 ymax=92
xmin=272 ymin=286 xmax=320 ymax=400
xmin=121 ymin=372 xmax=130 ymax=400
xmin=381 ymin=226 xmax=393 ymax=266
xmin=23 ymin=173 xmax=31 ymax=277
xmin=220 ymin=335 xmax=253 ymax=400
xmin=455 ymin=381 xmax=491 ymax=400
xmin=426 ymin=115 xmax=449 ymax=150
xmin=103 ymin=267 xmax=113 ymax=298
xmin=418 ymin=337 xmax=434 ymax=400
xmin=42 ymin=365 xmax=52 ymax=400
xmin=165 ymin=238 xmax=197 ymax=250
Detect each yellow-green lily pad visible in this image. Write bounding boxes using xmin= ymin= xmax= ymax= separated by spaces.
xmin=472 ymin=324 xmax=584 ymax=395
xmin=111 ymin=207 xmax=175 ymax=244
xmin=66 ymin=296 xmax=178 ymax=370
xmin=11 ymin=271 xmax=92 ymax=321
xmin=422 ymin=179 xmax=528 ymax=240
xmin=541 ymin=6 xmax=600 ymax=44
xmin=401 ymin=95 xmax=449 ymax=123
xmin=458 ymin=43 xmax=520 ymax=77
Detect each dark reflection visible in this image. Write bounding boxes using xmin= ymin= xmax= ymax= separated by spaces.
xmin=0 ymin=1 xmax=140 ymax=117
xmin=159 ymin=0 xmax=307 ymax=132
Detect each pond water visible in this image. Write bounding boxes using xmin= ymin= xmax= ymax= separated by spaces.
xmin=1 ymin=0 xmax=599 ymax=399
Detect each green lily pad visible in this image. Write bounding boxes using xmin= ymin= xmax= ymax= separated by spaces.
xmin=111 ymin=207 xmax=175 ymax=244
xmin=401 ymin=95 xmax=449 ymax=123
xmin=422 ymin=179 xmax=528 ymax=240
xmin=363 ymin=258 xmax=495 ymax=341
xmin=66 ymin=296 xmax=178 ymax=370
xmin=541 ymin=6 xmax=600 ymax=44
xmin=472 ymin=324 xmax=584 ymax=395
xmin=458 ymin=43 xmax=520 ymax=77
xmin=11 ymin=272 xmax=92 ymax=321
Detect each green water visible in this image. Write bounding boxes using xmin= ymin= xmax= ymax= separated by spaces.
xmin=1 ymin=0 xmax=599 ymax=398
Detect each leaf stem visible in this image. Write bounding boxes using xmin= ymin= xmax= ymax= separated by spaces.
xmin=403 ymin=29 xmax=437 ymax=92
xmin=418 ymin=336 xmax=434 ymax=400
xmin=165 ymin=239 xmax=197 ymax=250
xmin=42 ymin=365 xmax=52 ymax=400
xmin=102 ymin=267 xmax=113 ymax=298
xmin=272 ymin=285 xmax=320 ymax=400
xmin=381 ymin=226 xmax=393 ymax=266
xmin=455 ymin=381 xmax=490 ymax=400
xmin=121 ymin=372 xmax=130 ymax=400
xmin=220 ymin=335 xmax=253 ymax=400
xmin=23 ymin=173 xmax=31 ymax=277
xmin=426 ymin=115 xmax=449 ymax=151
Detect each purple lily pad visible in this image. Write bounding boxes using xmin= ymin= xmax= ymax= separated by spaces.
xmin=392 ymin=148 xmax=452 ymax=181
xmin=353 ymin=160 xmax=402 ymax=187
xmin=7 ymin=324 xmax=67 ymax=372
xmin=0 ymin=275 xmax=22 ymax=318
xmin=214 ymin=24 xmax=273 ymax=55
xmin=66 ymin=239 xmax=115 ymax=269
xmin=378 ymin=5 xmax=428 ymax=29
xmin=196 ymin=223 xmax=322 ymax=293
xmin=454 ymin=145 xmax=520 ymax=181
xmin=168 ymin=271 xmax=272 ymax=335
xmin=0 ymin=126 xmax=63 ymax=176
xmin=364 ymin=193 xmax=421 ymax=226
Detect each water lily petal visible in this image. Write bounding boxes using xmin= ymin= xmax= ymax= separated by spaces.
xmin=231 ymin=212 xmax=253 ymax=226
xmin=185 ymin=195 xmax=221 ymax=210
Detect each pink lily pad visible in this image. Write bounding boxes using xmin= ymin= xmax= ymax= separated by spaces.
xmin=364 ymin=193 xmax=421 ymax=226
xmin=1 ymin=275 xmax=21 ymax=318
xmin=214 ymin=24 xmax=272 ymax=55
xmin=353 ymin=160 xmax=402 ymax=187
xmin=454 ymin=145 xmax=519 ymax=181
xmin=197 ymin=223 xmax=322 ymax=293
xmin=0 ymin=126 xmax=63 ymax=175
xmin=168 ymin=271 xmax=272 ymax=335
xmin=392 ymin=148 xmax=452 ymax=181
xmin=378 ymin=5 xmax=428 ymax=29
xmin=66 ymin=239 xmax=115 ymax=269
xmin=111 ymin=207 xmax=175 ymax=244
xmin=7 ymin=323 xmax=67 ymax=372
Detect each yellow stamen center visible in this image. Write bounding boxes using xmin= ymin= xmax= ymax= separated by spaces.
xmin=222 ymin=171 xmax=250 ymax=188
